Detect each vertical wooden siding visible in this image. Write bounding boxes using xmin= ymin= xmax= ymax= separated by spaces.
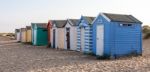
xmin=57 ymin=28 xmax=65 ymax=49
xmin=26 ymin=30 xmax=32 ymax=43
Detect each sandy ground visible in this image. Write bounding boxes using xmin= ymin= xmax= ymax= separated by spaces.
xmin=143 ymin=38 xmax=150 ymax=56
xmin=0 ymin=36 xmax=150 ymax=72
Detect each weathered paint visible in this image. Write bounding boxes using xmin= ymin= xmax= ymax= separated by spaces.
xmin=92 ymin=13 xmax=142 ymax=58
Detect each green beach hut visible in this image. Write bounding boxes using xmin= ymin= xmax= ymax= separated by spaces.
xmin=31 ymin=23 xmax=48 ymax=46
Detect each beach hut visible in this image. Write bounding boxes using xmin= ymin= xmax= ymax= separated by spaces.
xmin=76 ymin=16 xmax=95 ymax=54
xmin=15 ymin=29 xmax=21 ymax=42
xmin=64 ymin=19 xmax=79 ymax=50
xmin=47 ymin=20 xmax=52 ymax=47
xmin=31 ymin=23 xmax=48 ymax=46
xmin=15 ymin=29 xmax=17 ymax=40
xmin=26 ymin=26 xmax=32 ymax=43
xmin=51 ymin=20 xmax=67 ymax=49
xmin=20 ymin=28 xmax=27 ymax=43
xmin=92 ymin=13 xmax=142 ymax=58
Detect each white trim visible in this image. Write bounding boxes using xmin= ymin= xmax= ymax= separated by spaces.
xmin=68 ymin=19 xmax=73 ymax=26
xmin=64 ymin=21 xmax=72 ymax=50
xmin=91 ymin=15 xmax=99 ymax=24
xmin=100 ymin=13 xmax=111 ymax=22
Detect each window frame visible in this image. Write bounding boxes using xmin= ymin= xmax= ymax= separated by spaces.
xmin=119 ymin=23 xmax=133 ymax=27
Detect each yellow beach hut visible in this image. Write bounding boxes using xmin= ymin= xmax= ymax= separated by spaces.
xmin=26 ymin=26 xmax=32 ymax=43
xmin=20 ymin=28 xmax=27 ymax=43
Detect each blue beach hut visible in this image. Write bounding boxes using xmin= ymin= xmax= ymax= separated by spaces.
xmin=92 ymin=13 xmax=142 ymax=58
xmin=76 ymin=16 xmax=95 ymax=54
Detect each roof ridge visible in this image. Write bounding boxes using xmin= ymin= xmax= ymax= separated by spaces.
xmin=103 ymin=13 xmax=130 ymax=16
xmin=103 ymin=13 xmax=142 ymax=23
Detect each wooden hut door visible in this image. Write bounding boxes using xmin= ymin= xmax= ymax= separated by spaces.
xmin=53 ymin=29 xmax=56 ymax=48
xmin=66 ymin=28 xmax=70 ymax=50
xmin=96 ymin=25 xmax=104 ymax=56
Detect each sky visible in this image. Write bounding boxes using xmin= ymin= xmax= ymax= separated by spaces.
xmin=0 ymin=0 xmax=150 ymax=33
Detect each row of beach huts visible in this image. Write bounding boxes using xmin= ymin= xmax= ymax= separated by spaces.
xmin=15 ymin=13 xmax=143 ymax=58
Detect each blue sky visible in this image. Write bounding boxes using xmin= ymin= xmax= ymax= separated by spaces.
xmin=0 ymin=0 xmax=149 ymax=32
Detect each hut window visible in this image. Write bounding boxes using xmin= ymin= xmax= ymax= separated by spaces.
xmin=120 ymin=24 xmax=132 ymax=27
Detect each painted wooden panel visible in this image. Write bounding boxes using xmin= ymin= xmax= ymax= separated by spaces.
xmin=51 ymin=28 xmax=58 ymax=48
xmin=33 ymin=29 xmax=37 ymax=45
xmin=77 ymin=16 xmax=95 ymax=54
xmin=72 ymin=27 xmax=77 ymax=50
xmin=57 ymin=28 xmax=65 ymax=49
xmin=36 ymin=28 xmax=48 ymax=45
xmin=31 ymin=23 xmax=48 ymax=46
xmin=51 ymin=28 xmax=53 ymax=48
xmin=21 ymin=31 xmax=27 ymax=42
xmin=17 ymin=32 xmax=21 ymax=42
xmin=64 ymin=22 xmax=71 ymax=50
xmin=64 ymin=22 xmax=77 ymax=51
xmin=96 ymin=25 xmax=104 ymax=56
xmin=81 ymin=27 xmax=85 ymax=52
xmin=84 ymin=26 xmax=93 ymax=54
xmin=92 ymin=13 xmax=142 ymax=58
xmin=47 ymin=21 xmax=52 ymax=46
xmin=26 ymin=30 xmax=32 ymax=43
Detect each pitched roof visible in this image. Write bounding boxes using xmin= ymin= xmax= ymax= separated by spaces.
xmin=32 ymin=23 xmax=47 ymax=28
xmin=68 ymin=19 xmax=79 ymax=26
xmin=20 ymin=28 xmax=26 ymax=31
xmin=26 ymin=26 xmax=31 ymax=30
xmin=15 ymin=29 xmax=20 ymax=32
xmin=47 ymin=20 xmax=54 ymax=27
xmin=83 ymin=16 xmax=96 ymax=24
xmin=52 ymin=20 xmax=67 ymax=28
xmin=103 ymin=13 xmax=142 ymax=23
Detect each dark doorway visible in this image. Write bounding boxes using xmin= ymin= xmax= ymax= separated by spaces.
xmin=53 ymin=29 xmax=56 ymax=48
xmin=66 ymin=28 xmax=70 ymax=50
